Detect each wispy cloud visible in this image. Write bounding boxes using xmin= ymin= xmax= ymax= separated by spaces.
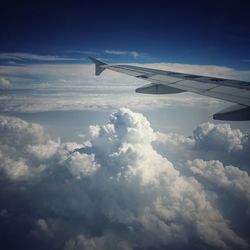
xmin=104 ymin=49 xmax=140 ymax=59
xmin=0 ymin=52 xmax=76 ymax=62
xmin=65 ymin=50 xmax=100 ymax=55
xmin=242 ymin=59 xmax=250 ymax=63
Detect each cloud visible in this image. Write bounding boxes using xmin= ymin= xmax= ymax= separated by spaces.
xmin=0 ymin=109 xmax=249 ymax=249
xmin=0 ymin=115 xmax=48 ymax=146
xmin=0 ymin=77 xmax=12 ymax=88
xmin=154 ymin=121 xmax=250 ymax=169
xmin=26 ymin=140 xmax=59 ymax=160
xmin=186 ymin=159 xmax=250 ymax=227
xmin=187 ymin=159 xmax=250 ymax=202
xmin=0 ymin=56 xmax=248 ymax=115
xmin=65 ymin=50 xmax=100 ymax=56
xmin=0 ymin=115 xmax=58 ymax=179
xmin=242 ymin=59 xmax=250 ymax=63
xmin=104 ymin=50 xmax=140 ymax=59
xmin=193 ymin=122 xmax=246 ymax=152
xmin=142 ymin=62 xmax=250 ymax=81
xmin=63 ymin=233 xmax=130 ymax=250
xmin=0 ymin=52 xmax=76 ymax=62
xmin=0 ymin=209 xmax=8 ymax=218
xmin=65 ymin=152 xmax=100 ymax=178
xmin=0 ymin=62 xmax=230 ymax=112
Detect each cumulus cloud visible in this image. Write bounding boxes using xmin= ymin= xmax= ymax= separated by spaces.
xmin=0 ymin=109 xmax=249 ymax=250
xmin=193 ymin=122 xmax=246 ymax=152
xmin=0 ymin=115 xmax=47 ymax=145
xmin=26 ymin=140 xmax=59 ymax=160
xmin=154 ymin=121 xmax=250 ymax=169
xmin=0 ymin=115 xmax=58 ymax=179
xmin=186 ymin=159 xmax=250 ymax=229
xmin=65 ymin=152 xmax=100 ymax=178
xmin=187 ymin=159 xmax=250 ymax=202
xmin=77 ymin=109 xmax=248 ymax=249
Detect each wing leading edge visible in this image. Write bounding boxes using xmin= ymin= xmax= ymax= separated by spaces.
xmin=89 ymin=57 xmax=250 ymax=121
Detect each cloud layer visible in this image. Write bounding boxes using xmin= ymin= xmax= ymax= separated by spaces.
xmin=0 ymin=109 xmax=249 ymax=250
xmin=3 ymin=61 xmax=247 ymax=112
xmin=0 ymin=52 xmax=76 ymax=62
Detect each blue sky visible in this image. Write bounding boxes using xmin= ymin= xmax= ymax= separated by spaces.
xmin=1 ymin=1 xmax=250 ymax=250
xmin=1 ymin=0 xmax=250 ymax=68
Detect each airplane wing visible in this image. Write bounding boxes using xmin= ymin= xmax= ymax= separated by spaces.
xmin=89 ymin=57 xmax=250 ymax=121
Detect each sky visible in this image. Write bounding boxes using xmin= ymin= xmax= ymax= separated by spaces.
xmin=0 ymin=0 xmax=250 ymax=250
xmin=1 ymin=0 xmax=250 ymax=68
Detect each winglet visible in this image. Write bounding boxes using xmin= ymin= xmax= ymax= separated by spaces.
xmin=89 ymin=57 xmax=107 ymax=76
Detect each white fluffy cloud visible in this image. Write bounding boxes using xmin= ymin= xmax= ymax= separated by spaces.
xmin=0 ymin=109 xmax=249 ymax=249
xmin=66 ymin=152 xmax=100 ymax=178
xmin=0 ymin=115 xmax=47 ymax=145
xmin=26 ymin=140 xmax=59 ymax=160
xmin=0 ymin=115 xmax=58 ymax=179
xmin=193 ymin=122 xmax=246 ymax=152
xmin=158 ymin=122 xmax=248 ymax=153
xmin=154 ymin=122 xmax=250 ymax=169
xmin=76 ymin=108 xmax=247 ymax=249
xmin=187 ymin=159 xmax=250 ymax=202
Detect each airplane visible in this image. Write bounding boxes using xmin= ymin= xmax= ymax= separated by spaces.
xmin=89 ymin=57 xmax=250 ymax=121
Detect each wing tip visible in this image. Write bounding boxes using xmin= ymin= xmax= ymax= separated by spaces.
xmin=88 ymin=57 xmax=107 ymax=76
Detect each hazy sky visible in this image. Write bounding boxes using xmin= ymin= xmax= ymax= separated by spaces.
xmin=0 ymin=1 xmax=250 ymax=250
